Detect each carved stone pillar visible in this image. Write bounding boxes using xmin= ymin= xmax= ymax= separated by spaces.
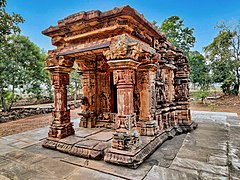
xmin=108 ymin=60 xmax=139 ymax=117
xmin=76 ymin=59 xmax=97 ymax=128
xmin=174 ymin=56 xmax=197 ymax=131
xmin=108 ymin=59 xmax=140 ymax=149
xmin=137 ymin=64 xmax=157 ymax=121
xmin=47 ymin=66 xmax=75 ymax=139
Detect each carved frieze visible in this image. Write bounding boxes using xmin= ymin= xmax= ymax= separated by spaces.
xmin=76 ymin=59 xmax=96 ymax=71
xmin=104 ymin=35 xmax=143 ymax=61
xmin=45 ymin=51 xmax=75 ymax=68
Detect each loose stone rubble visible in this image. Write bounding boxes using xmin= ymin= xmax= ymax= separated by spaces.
xmin=42 ymin=5 xmax=197 ymax=168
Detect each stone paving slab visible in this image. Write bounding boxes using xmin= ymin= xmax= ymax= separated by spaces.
xmin=87 ymin=129 xmax=113 ymax=141
xmin=171 ymin=157 xmax=229 ymax=176
xmin=0 ymin=110 xmax=239 ymax=179
xmin=0 ymin=144 xmax=17 ymax=155
xmin=65 ymin=167 xmax=125 ymax=180
xmin=144 ymin=165 xmax=200 ymax=180
xmin=59 ymin=135 xmax=84 ymax=144
xmin=62 ymin=155 xmax=153 ymax=180
xmin=74 ymin=127 xmax=105 ymax=138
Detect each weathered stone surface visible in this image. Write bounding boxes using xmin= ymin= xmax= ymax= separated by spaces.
xmin=145 ymin=133 xmax=186 ymax=168
xmin=63 ymin=155 xmax=153 ymax=180
xmin=144 ymin=165 xmax=200 ymax=180
xmin=104 ymin=131 xmax=169 ymax=168
xmin=87 ymin=129 xmax=113 ymax=141
xmin=66 ymin=167 xmax=125 ymax=180
xmin=171 ymin=157 xmax=228 ymax=176
xmin=74 ymin=128 xmax=105 ymax=138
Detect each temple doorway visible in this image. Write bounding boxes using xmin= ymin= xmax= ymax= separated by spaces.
xmin=110 ymin=72 xmax=118 ymax=114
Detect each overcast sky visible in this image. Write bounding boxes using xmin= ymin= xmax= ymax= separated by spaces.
xmin=6 ymin=0 xmax=240 ymax=53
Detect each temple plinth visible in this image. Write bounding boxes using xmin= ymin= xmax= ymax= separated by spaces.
xmin=41 ymin=5 xmax=197 ymax=168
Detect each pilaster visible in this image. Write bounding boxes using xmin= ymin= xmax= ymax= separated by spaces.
xmin=47 ymin=66 xmax=75 ymax=139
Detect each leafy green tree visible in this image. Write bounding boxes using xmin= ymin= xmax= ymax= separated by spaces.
xmin=153 ymin=16 xmax=196 ymax=54
xmin=1 ymin=35 xmax=51 ymax=111
xmin=0 ymin=0 xmax=24 ymax=111
xmin=188 ymin=51 xmax=211 ymax=89
xmin=0 ymin=0 xmax=24 ymax=44
xmin=68 ymin=64 xmax=82 ymax=106
xmin=204 ymin=20 xmax=240 ymax=94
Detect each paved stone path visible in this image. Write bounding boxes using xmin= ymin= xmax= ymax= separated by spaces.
xmin=0 ymin=111 xmax=239 ymax=179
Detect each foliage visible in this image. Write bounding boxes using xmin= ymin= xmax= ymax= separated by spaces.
xmin=204 ymin=20 xmax=240 ymax=95
xmin=0 ymin=0 xmax=24 ymax=111
xmin=153 ymin=16 xmax=196 ymax=54
xmin=188 ymin=51 xmax=211 ymax=89
xmin=0 ymin=0 xmax=24 ymax=44
xmin=1 ymin=35 xmax=51 ymax=111
xmin=68 ymin=64 xmax=82 ymax=105
xmin=207 ymin=103 xmax=218 ymax=112
xmin=191 ymin=89 xmax=209 ymax=103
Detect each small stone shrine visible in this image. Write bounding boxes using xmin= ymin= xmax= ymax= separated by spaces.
xmin=42 ymin=5 xmax=197 ymax=168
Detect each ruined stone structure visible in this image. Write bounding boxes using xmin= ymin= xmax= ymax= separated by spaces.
xmin=42 ymin=6 xmax=197 ymax=168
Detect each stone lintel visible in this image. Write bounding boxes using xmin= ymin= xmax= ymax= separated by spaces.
xmin=46 ymin=66 xmax=74 ymax=73
xmin=107 ymin=59 xmax=140 ymax=70
xmin=138 ymin=64 xmax=157 ymax=71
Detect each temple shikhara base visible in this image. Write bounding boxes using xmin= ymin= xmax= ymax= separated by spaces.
xmin=42 ymin=5 xmax=197 ymax=168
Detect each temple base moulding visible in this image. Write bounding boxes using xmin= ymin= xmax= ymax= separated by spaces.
xmin=41 ymin=123 xmax=199 ymax=169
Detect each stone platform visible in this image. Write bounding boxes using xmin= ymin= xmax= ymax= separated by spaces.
xmin=43 ymin=126 xmax=179 ymax=168
xmin=0 ymin=111 xmax=240 ymax=179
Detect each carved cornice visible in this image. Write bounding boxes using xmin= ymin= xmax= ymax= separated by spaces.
xmin=42 ymin=6 xmax=164 ymax=42
xmin=45 ymin=50 xmax=75 ymax=68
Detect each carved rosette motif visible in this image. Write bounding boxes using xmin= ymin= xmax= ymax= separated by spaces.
xmin=113 ymin=69 xmax=135 ymax=85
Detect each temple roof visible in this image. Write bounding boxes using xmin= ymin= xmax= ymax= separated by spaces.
xmin=42 ymin=5 xmax=165 ymax=41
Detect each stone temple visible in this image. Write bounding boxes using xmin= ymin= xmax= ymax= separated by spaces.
xmin=42 ymin=5 xmax=197 ymax=168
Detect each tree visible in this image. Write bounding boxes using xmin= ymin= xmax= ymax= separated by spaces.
xmin=1 ymin=35 xmax=51 ymax=111
xmin=153 ymin=16 xmax=196 ymax=54
xmin=188 ymin=51 xmax=211 ymax=89
xmin=204 ymin=20 xmax=240 ymax=95
xmin=68 ymin=64 xmax=82 ymax=106
xmin=0 ymin=0 xmax=24 ymax=43
xmin=0 ymin=0 xmax=24 ymax=111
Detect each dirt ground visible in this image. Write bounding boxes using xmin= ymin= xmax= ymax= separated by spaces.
xmin=0 ymin=108 xmax=81 ymax=137
xmin=1 ymin=95 xmax=239 ymax=137
xmin=190 ymin=95 xmax=240 ymax=117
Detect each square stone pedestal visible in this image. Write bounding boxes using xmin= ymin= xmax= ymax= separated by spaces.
xmin=104 ymin=127 xmax=177 ymax=168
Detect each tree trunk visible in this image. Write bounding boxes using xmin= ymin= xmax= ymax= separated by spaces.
xmin=8 ymin=85 xmax=15 ymax=111
xmin=236 ymin=68 xmax=240 ymax=95
xmin=0 ymin=87 xmax=7 ymax=112
xmin=74 ymin=81 xmax=77 ymax=106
